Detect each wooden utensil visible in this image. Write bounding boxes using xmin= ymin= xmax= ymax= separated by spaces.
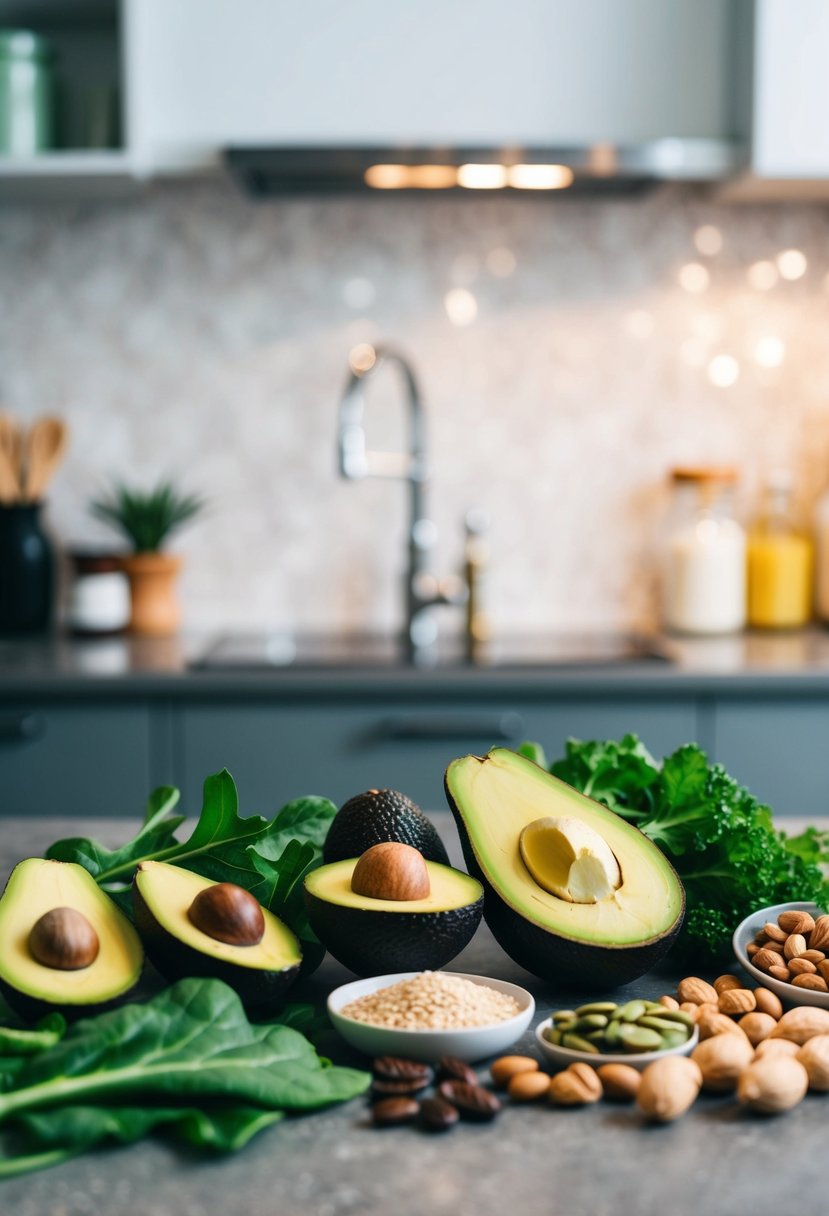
xmin=0 ymin=414 xmax=22 ymax=501
xmin=24 ymin=416 xmax=68 ymax=502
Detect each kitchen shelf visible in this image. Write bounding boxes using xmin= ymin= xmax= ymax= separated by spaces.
xmin=0 ymin=150 xmax=139 ymax=197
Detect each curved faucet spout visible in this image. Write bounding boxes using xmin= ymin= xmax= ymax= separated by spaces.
xmin=337 ymin=345 xmax=427 ymax=483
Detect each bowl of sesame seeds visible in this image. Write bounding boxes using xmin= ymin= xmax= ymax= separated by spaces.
xmin=327 ymin=970 xmax=535 ymax=1062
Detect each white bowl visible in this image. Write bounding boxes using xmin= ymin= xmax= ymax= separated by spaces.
xmin=535 ymin=1016 xmax=698 ymax=1072
xmin=327 ymin=971 xmax=535 ymax=1063
xmin=732 ymin=900 xmax=829 ymax=1010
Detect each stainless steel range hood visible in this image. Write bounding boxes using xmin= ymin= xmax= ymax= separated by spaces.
xmin=226 ymin=139 xmax=744 ymax=198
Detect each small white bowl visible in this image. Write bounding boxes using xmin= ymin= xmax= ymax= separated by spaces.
xmin=732 ymin=900 xmax=829 ymax=1010
xmin=327 ymin=971 xmax=535 ymax=1063
xmin=535 ymin=1016 xmax=698 ymax=1072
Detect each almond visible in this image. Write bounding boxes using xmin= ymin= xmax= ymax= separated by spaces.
xmin=754 ymin=1038 xmax=801 ymax=1061
xmin=698 ymin=1008 xmax=751 ymax=1042
xmin=766 ymin=941 xmax=787 ymax=955
xmin=596 ymin=1063 xmax=641 ymax=1102
xmin=771 ymin=1006 xmax=829 ymax=1044
xmin=763 ymin=921 xmax=788 ymax=942
xmin=714 ymin=974 xmax=743 ymax=994
xmin=784 ymin=933 xmax=807 ymax=960
xmin=658 ymin=995 xmax=680 ymax=1011
xmin=737 ymin=1057 xmax=808 ymax=1114
xmin=549 ymin=1062 xmax=602 ymax=1106
xmin=507 ymin=1070 xmax=551 ymax=1102
xmin=636 ymin=1057 xmax=701 ymax=1123
xmin=809 ymin=914 xmax=829 ymax=951
xmin=738 ymin=1011 xmax=778 ymax=1046
xmin=801 ymin=949 xmax=825 ymax=964
xmin=791 ymin=973 xmax=828 ymax=992
xmin=692 ymin=1033 xmax=754 ymax=1092
xmin=753 ymin=988 xmax=783 ymax=1020
xmin=818 ymin=960 xmax=829 ymax=983
xmin=788 ymin=957 xmax=816 ymax=976
xmin=679 ymin=1001 xmax=700 ymax=1018
xmin=718 ymin=988 xmax=756 ymax=1016
xmin=753 ymin=948 xmax=783 ymax=972
xmin=490 ymin=1056 xmax=539 ymax=1087
xmin=778 ymin=910 xmax=815 ymax=936
xmin=746 ymin=943 xmax=760 ymax=957
xmin=677 ymin=977 xmax=718 ymax=1006
xmin=796 ymin=1034 xmax=829 ymax=1091
xmin=769 ymin=965 xmax=791 ymax=982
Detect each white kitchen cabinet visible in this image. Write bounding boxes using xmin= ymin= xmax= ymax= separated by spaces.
xmin=126 ymin=0 xmax=734 ymax=169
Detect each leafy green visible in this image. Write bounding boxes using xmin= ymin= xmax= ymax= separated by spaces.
xmin=0 ymin=1014 xmax=66 ymax=1057
xmin=529 ymin=734 xmax=829 ymax=964
xmin=0 ymin=979 xmax=369 ymax=1178
xmin=45 ymin=771 xmax=336 ymax=965
xmin=90 ymin=479 xmax=205 ymax=552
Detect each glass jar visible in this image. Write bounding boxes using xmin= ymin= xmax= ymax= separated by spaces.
xmin=662 ymin=467 xmax=746 ymax=636
xmin=67 ymin=552 xmax=130 ymax=636
xmin=0 ymin=503 xmax=55 ymax=633
xmin=0 ymin=30 xmax=54 ymax=156
xmin=747 ymin=472 xmax=812 ymax=630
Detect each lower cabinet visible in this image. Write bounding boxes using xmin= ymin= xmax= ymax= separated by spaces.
xmin=175 ymin=698 xmax=699 ymax=813
xmin=0 ymin=703 xmax=152 ymax=817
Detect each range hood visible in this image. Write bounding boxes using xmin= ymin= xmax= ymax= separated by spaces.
xmin=226 ymin=139 xmax=744 ymax=198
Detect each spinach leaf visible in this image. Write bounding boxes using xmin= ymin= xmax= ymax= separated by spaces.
xmin=0 ymin=1013 xmax=66 ymax=1057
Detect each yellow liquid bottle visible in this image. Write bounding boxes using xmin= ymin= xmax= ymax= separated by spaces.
xmin=747 ymin=473 xmax=813 ymax=629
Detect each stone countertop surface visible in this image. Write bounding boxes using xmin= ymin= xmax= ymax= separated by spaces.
xmin=1 ymin=814 xmax=827 ymax=1216
xmin=6 ymin=629 xmax=829 ymax=698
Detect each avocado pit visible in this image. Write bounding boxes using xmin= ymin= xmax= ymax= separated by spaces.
xmin=28 ymin=906 xmax=100 ymax=971
xmin=518 ymin=815 xmax=622 ymax=904
xmin=187 ymin=882 xmax=265 ymax=947
xmin=351 ymin=842 xmax=431 ymax=901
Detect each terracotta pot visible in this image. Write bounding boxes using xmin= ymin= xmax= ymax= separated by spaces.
xmin=120 ymin=553 xmax=182 ymax=636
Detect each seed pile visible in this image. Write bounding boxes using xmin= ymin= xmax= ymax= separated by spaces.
xmin=340 ymin=972 xmax=520 ymax=1030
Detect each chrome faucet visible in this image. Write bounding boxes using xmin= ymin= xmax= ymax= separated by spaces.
xmin=336 ymin=343 xmax=471 ymax=665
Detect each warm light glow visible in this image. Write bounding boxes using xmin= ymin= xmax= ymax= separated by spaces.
xmin=363 ymin=164 xmax=457 ymax=189
xmin=486 ymin=247 xmax=516 ymax=277
xmin=457 ymin=163 xmax=508 ymax=189
xmin=444 ymin=288 xmax=478 ymax=326
xmin=349 ymin=343 xmax=377 ymax=374
xmin=747 ymin=260 xmax=778 ymax=291
xmin=777 ymin=248 xmax=808 ymax=280
xmin=678 ymin=262 xmax=710 ymax=293
xmin=625 ymin=310 xmax=654 ymax=340
xmin=707 ymin=354 xmax=740 ymax=388
xmin=754 ymin=336 xmax=786 ymax=368
xmin=693 ymin=225 xmax=723 ymax=256
xmin=679 ymin=338 xmax=708 ymax=368
xmin=507 ymin=164 xmax=573 ymax=190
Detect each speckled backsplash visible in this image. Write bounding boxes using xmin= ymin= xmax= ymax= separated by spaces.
xmin=3 ymin=181 xmax=829 ymax=637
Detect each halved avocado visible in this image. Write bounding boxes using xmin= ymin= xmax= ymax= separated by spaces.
xmin=0 ymin=858 xmax=143 ymax=1021
xmin=304 ymin=856 xmax=483 ymax=975
xmin=445 ymin=748 xmax=684 ymax=988
xmin=132 ymin=861 xmax=301 ymax=1011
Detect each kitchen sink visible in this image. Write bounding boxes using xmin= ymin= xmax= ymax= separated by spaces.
xmin=190 ymin=632 xmax=670 ymax=671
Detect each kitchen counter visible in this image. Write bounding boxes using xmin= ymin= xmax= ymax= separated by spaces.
xmin=1 ymin=814 xmax=826 ymax=1216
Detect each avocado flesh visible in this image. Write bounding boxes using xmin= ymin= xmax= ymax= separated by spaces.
xmin=445 ymin=749 xmax=684 ymax=987
xmin=133 ymin=861 xmax=301 ymax=973
xmin=0 ymin=858 xmax=143 ymax=1015
xmin=304 ymin=857 xmax=481 ymax=912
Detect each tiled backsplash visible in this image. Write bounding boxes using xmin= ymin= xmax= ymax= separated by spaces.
xmin=3 ymin=181 xmax=829 ymax=636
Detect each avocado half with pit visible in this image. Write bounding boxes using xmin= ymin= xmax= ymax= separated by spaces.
xmin=0 ymin=857 xmax=144 ymax=1021
xmin=445 ymin=748 xmax=684 ymax=989
xmin=132 ymin=861 xmax=301 ymax=1010
xmin=304 ymin=842 xmax=483 ymax=975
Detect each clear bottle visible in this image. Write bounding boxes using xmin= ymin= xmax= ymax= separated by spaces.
xmin=747 ymin=472 xmax=812 ymax=630
xmin=662 ymin=467 xmax=746 ymax=635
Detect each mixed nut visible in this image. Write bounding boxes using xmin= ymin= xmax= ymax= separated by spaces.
xmin=544 ymin=997 xmax=694 ymax=1054
xmin=747 ymin=908 xmax=829 ymax=993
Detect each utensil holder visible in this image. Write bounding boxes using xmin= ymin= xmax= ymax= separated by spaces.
xmin=0 ymin=503 xmax=55 ymax=633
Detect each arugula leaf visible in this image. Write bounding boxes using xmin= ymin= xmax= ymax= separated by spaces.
xmin=45 ymin=785 xmax=184 ymax=881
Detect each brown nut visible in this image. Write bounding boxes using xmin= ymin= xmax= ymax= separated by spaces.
xmin=778 ymin=910 xmax=816 ymax=937
xmin=698 ymin=1008 xmax=751 ymax=1042
xmin=764 ymin=940 xmax=786 ymax=956
xmin=658 ymin=995 xmax=680 ymax=1011
xmin=507 ymin=1071 xmax=551 ymax=1102
xmin=788 ymin=958 xmax=817 ymax=977
xmin=28 ymin=907 xmax=100 ymax=971
xmin=490 ymin=1056 xmax=538 ymax=1088
xmin=692 ymin=1032 xmax=754 ymax=1092
xmin=818 ymin=960 xmax=829 ymax=984
xmin=718 ymin=989 xmax=756 ymax=1016
xmin=768 ymin=965 xmax=791 ymax=982
xmin=596 ymin=1063 xmax=641 ymax=1102
xmin=636 ymin=1057 xmax=702 ymax=1123
xmin=736 ymin=1057 xmax=808 ymax=1114
xmin=753 ymin=988 xmax=783 ymax=1020
xmin=784 ymin=933 xmax=808 ymax=961
xmin=738 ymin=1011 xmax=778 ymax=1047
xmin=809 ymin=914 xmax=829 ymax=951
xmin=753 ymin=948 xmax=784 ymax=973
xmin=771 ymin=1006 xmax=829 ymax=1044
xmin=800 ymin=949 xmax=825 ymax=964
xmin=796 ymin=1034 xmax=829 ymax=1091
xmin=679 ymin=1001 xmax=700 ymax=1019
xmin=746 ymin=943 xmax=760 ymax=957
xmin=791 ymin=973 xmax=829 ymax=992
xmin=754 ymin=1038 xmax=801 ymax=1061
xmin=677 ymin=977 xmax=718 ymax=1006
xmin=549 ymin=1063 xmax=602 ymax=1106
xmin=763 ymin=922 xmax=788 ymax=943
xmin=714 ymin=974 xmax=744 ymax=994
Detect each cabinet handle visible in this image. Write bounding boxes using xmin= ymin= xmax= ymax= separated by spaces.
xmin=0 ymin=712 xmax=45 ymax=743
xmin=378 ymin=711 xmax=524 ymax=742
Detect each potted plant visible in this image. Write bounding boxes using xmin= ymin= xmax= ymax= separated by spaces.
xmin=90 ymin=480 xmax=204 ymax=636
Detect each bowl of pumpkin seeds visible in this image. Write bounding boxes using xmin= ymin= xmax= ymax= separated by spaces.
xmin=535 ymin=998 xmax=698 ymax=1071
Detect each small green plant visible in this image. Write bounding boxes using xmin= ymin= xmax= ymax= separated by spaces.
xmin=90 ymin=480 xmax=204 ymax=552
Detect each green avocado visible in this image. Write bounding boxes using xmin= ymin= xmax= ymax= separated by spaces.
xmin=445 ymin=748 xmax=684 ymax=988
xmin=304 ymin=855 xmax=483 ymax=975
xmin=0 ymin=857 xmax=144 ymax=1021
xmin=132 ymin=861 xmax=301 ymax=1011
xmin=323 ymin=789 xmax=450 ymax=866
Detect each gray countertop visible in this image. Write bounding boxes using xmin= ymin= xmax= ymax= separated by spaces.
xmin=7 ymin=628 xmax=829 ymax=698
xmin=1 ymin=814 xmax=826 ymax=1216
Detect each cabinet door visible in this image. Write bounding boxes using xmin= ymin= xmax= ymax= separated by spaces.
xmin=0 ymin=703 xmax=151 ymax=817
xmin=176 ymin=699 xmax=698 ymax=814
xmin=713 ymin=700 xmax=829 ymax=817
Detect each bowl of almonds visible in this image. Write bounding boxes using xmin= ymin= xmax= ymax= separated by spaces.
xmin=732 ymin=901 xmax=829 ymax=1010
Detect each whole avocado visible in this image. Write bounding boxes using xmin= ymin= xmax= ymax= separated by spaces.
xmin=323 ymin=789 xmax=450 ymax=866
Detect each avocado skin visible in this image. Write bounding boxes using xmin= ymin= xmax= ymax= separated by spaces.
xmin=445 ymin=773 xmax=684 ymax=990
xmin=304 ymin=889 xmax=483 ymax=976
xmin=323 ymin=790 xmax=450 ymax=867
xmin=0 ymin=975 xmax=140 ymax=1024
xmin=132 ymin=884 xmax=299 ymax=1012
